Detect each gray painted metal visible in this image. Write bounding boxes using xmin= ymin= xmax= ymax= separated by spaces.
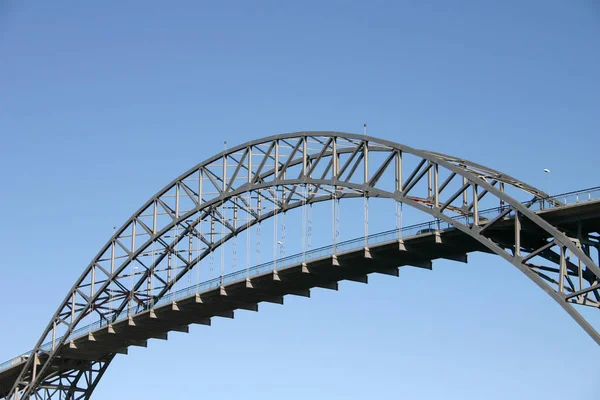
xmin=6 ymin=132 xmax=600 ymax=399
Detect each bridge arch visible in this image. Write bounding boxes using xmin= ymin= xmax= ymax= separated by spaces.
xmin=8 ymin=132 xmax=600 ymax=399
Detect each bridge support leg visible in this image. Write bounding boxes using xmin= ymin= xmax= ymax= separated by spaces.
xmin=24 ymin=354 xmax=114 ymax=400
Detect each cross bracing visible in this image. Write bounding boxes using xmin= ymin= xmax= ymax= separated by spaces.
xmin=2 ymin=132 xmax=599 ymax=399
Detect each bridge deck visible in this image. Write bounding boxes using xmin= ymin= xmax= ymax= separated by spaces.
xmin=1 ymin=197 xmax=599 ymax=397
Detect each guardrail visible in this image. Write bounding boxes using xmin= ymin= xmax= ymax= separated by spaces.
xmin=2 ymin=185 xmax=598 ymax=373
xmin=541 ymin=186 xmax=600 ymax=210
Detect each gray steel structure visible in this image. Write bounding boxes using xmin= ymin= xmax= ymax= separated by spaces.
xmin=2 ymin=132 xmax=599 ymax=399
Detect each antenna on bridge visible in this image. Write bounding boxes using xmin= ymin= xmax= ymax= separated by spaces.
xmin=363 ymin=123 xmax=367 ymax=135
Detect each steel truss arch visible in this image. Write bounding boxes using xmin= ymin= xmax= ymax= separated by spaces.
xmin=9 ymin=132 xmax=600 ymax=399
xmin=24 ymin=355 xmax=112 ymax=400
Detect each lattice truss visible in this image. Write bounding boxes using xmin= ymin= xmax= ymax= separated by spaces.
xmin=9 ymin=132 xmax=600 ymax=399
xmin=25 ymin=356 xmax=112 ymax=400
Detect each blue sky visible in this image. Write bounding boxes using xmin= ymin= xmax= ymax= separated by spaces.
xmin=1 ymin=1 xmax=599 ymax=398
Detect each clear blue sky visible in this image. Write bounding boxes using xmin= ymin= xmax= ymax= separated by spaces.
xmin=1 ymin=1 xmax=599 ymax=398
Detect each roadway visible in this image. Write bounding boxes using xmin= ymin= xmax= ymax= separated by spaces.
xmin=1 ymin=193 xmax=599 ymax=398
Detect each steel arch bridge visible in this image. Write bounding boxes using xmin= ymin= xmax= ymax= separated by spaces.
xmin=2 ymin=132 xmax=600 ymax=399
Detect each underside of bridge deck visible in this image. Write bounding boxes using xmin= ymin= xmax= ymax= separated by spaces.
xmin=2 ymin=200 xmax=598 ymax=398
xmin=1 ymin=227 xmax=484 ymax=398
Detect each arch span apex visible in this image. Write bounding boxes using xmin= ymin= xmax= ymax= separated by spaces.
xmin=8 ymin=132 xmax=600 ymax=399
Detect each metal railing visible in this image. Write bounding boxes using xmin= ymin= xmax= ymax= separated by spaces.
xmin=2 ymin=185 xmax=598 ymax=373
xmin=539 ymin=186 xmax=600 ymax=210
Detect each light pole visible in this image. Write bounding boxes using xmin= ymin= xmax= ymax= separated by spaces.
xmin=544 ymin=168 xmax=551 ymax=195
xmin=544 ymin=168 xmax=551 ymax=208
